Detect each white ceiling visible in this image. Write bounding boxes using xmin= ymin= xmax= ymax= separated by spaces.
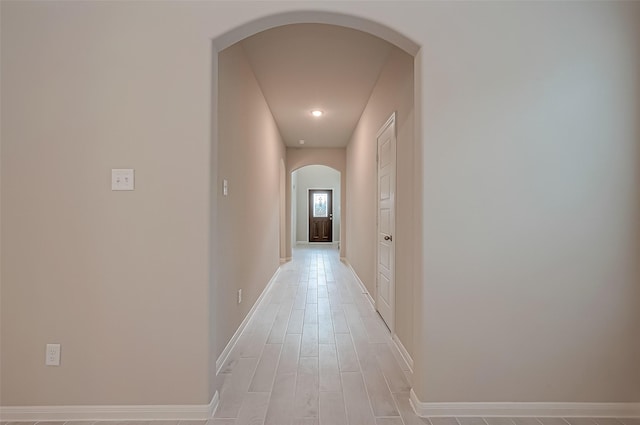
xmin=241 ymin=24 xmax=393 ymax=148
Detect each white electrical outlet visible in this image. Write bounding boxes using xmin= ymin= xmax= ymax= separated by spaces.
xmin=237 ymin=289 xmax=242 ymax=304
xmin=46 ymin=343 xmax=61 ymax=366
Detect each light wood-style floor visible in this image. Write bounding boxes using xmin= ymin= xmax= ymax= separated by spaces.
xmin=213 ymin=243 xmax=415 ymax=425
xmin=3 ymin=246 xmax=639 ymax=425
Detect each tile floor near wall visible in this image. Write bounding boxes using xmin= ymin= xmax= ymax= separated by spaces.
xmin=214 ymin=244 xmax=415 ymax=425
xmin=3 ymin=246 xmax=639 ymax=425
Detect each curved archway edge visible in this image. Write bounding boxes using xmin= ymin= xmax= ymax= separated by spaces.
xmin=291 ymin=165 xmax=342 ymax=252
xmin=285 ymin=149 xmax=347 ymax=259
xmin=212 ymin=10 xmax=420 ymax=56
xmin=291 ymin=164 xmax=340 ymax=174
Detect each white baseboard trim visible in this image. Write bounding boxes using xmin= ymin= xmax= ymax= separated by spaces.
xmin=0 ymin=391 xmax=219 ymax=422
xmin=208 ymin=390 xmax=220 ymax=418
xmin=409 ymin=389 xmax=640 ymax=418
xmin=344 ymin=260 xmax=375 ymax=307
xmin=391 ymin=333 xmax=414 ymax=377
xmin=215 ymin=267 xmax=281 ymax=374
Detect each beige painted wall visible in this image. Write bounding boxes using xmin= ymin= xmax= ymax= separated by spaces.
xmin=0 ymin=2 xmax=287 ymax=406
xmin=1 ymin=0 xmax=639 ymax=408
xmin=0 ymin=2 xmax=213 ymax=405
xmin=345 ymin=48 xmax=415 ymax=357
xmin=216 ymin=41 xmax=286 ymax=371
xmin=415 ymin=1 xmax=640 ymax=402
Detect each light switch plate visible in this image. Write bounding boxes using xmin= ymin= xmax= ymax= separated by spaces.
xmin=223 ymin=179 xmax=228 ymax=196
xmin=112 ymin=169 xmax=134 ymax=191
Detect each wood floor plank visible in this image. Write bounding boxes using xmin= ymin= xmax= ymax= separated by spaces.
xmin=267 ymin=284 xmax=285 ymax=305
xmin=214 ymin=388 xmax=246 ymax=418
xmin=304 ymin=303 xmax=318 ymax=324
xmin=318 ymin=391 xmax=348 ymax=425
xmin=264 ymin=372 xmax=296 ymax=425
xmin=293 ymin=355 xmax=320 ymax=419
xmin=318 ymin=344 xmax=341 ymax=392
xmin=354 ymin=297 xmax=375 ymax=318
xmin=343 ymin=306 xmax=367 ymax=338
xmin=339 ymin=287 xmax=353 ymax=303
xmin=287 ymin=308 xmax=305 ymax=334
xmin=361 ymin=361 xmax=399 ymax=417
xmin=306 ymin=288 xmax=318 ymax=304
xmin=318 ymin=315 xmax=335 ymax=344
xmin=300 ymin=323 xmax=319 ymax=357
xmin=215 ymin=357 xmax=259 ymax=418
xmin=331 ymin=309 xmax=349 ymax=334
xmin=335 ymin=333 xmax=359 ymax=372
xmin=328 ymin=297 xmax=342 ymax=310
xmin=361 ymin=312 xmax=391 ymax=343
xmin=235 ymin=392 xmax=270 ymax=425
xmin=353 ymin=340 xmax=381 ymax=373
xmin=317 ymin=285 xmax=329 ymax=299
xmin=242 ymin=304 xmax=279 ymax=358
xmin=317 ymin=298 xmax=331 ymax=317
xmin=248 ymin=343 xmax=282 ymax=392
xmin=268 ymin=302 xmax=293 ymax=344
xmin=341 ymin=372 xmax=375 ymax=425
xmin=375 ymin=343 xmax=411 ymax=393
xmin=294 ymin=289 xmax=308 ymax=309
xmin=276 ymin=333 xmax=301 ymax=375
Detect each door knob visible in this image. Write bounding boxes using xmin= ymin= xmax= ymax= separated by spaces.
xmin=384 ymin=235 xmax=392 ymax=241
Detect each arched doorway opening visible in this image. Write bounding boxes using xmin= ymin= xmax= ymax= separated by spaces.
xmin=211 ymin=11 xmax=422 ymax=413
xmin=291 ymin=165 xmax=342 ymax=248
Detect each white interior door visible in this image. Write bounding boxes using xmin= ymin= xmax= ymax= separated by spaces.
xmin=376 ymin=113 xmax=396 ymax=331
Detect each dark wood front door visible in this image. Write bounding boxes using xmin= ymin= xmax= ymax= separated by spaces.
xmin=309 ymin=189 xmax=333 ymax=242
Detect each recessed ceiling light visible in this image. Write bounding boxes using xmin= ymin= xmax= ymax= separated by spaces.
xmin=311 ymin=110 xmax=323 ymax=117
xmin=299 ymin=139 xmax=305 ymax=145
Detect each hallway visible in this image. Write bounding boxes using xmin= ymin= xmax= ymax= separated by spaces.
xmin=214 ymin=244 xmax=419 ymax=424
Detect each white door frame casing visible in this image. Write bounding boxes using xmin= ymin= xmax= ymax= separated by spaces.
xmin=375 ymin=112 xmax=397 ymax=333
